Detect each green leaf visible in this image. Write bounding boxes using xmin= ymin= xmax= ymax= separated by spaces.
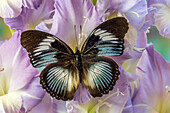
xmin=91 ymin=0 xmax=97 ymax=6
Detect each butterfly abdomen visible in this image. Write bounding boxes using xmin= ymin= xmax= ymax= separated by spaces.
xmin=74 ymin=48 xmax=83 ymax=83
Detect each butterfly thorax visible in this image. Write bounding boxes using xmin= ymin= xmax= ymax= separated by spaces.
xmin=75 ymin=47 xmax=82 ymax=82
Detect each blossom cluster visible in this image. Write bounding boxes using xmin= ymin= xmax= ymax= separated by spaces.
xmin=0 ymin=0 xmax=170 ymax=113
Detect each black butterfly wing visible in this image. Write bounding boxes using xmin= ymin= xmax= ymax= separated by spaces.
xmin=21 ymin=30 xmax=79 ymax=100
xmin=81 ymin=17 xmax=128 ymax=97
xmin=81 ymin=17 xmax=128 ymax=57
xmin=40 ymin=61 xmax=79 ymax=100
xmin=81 ymin=57 xmax=119 ymax=97
xmin=21 ymin=30 xmax=74 ymax=68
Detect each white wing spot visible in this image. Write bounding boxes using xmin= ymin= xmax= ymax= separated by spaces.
xmin=39 ymin=42 xmax=50 ymax=46
xmin=43 ymin=36 xmax=56 ymax=42
xmin=95 ymin=29 xmax=107 ymax=36
xmin=95 ymin=29 xmax=101 ymax=33
xmin=101 ymin=35 xmax=114 ymax=40
xmin=43 ymin=38 xmax=54 ymax=42
xmin=110 ymin=41 xmax=121 ymax=43
xmin=33 ymin=52 xmax=42 ymax=56
xmin=33 ymin=46 xmax=50 ymax=53
xmin=39 ymin=46 xmax=50 ymax=50
xmin=100 ymin=32 xmax=112 ymax=38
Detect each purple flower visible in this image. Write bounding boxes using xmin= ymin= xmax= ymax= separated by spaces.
xmin=4 ymin=0 xmax=54 ymax=31
xmin=0 ymin=32 xmax=45 ymax=112
xmin=129 ymin=44 xmax=170 ymax=112
xmin=149 ymin=0 xmax=170 ymax=38
xmin=0 ymin=0 xmax=42 ymax=18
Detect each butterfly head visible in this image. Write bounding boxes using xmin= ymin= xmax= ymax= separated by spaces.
xmin=75 ymin=46 xmax=79 ymax=53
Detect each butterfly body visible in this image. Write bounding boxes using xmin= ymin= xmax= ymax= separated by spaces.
xmin=74 ymin=47 xmax=83 ymax=82
xmin=21 ymin=17 xmax=128 ymax=101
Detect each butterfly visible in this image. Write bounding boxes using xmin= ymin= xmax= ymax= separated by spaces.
xmin=21 ymin=17 xmax=128 ymax=101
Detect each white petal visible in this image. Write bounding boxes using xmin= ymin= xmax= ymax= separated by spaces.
xmin=0 ymin=0 xmax=22 ymax=18
xmin=0 ymin=91 xmax=22 ymax=113
xmin=155 ymin=4 xmax=170 ymax=38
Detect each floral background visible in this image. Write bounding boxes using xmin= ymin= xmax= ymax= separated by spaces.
xmin=0 ymin=0 xmax=170 ymax=113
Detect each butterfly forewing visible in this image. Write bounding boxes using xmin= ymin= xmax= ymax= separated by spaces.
xmin=81 ymin=57 xmax=119 ymax=97
xmin=21 ymin=30 xmax=74 ymax=68
xmin=40 ymin=61 xmax=79 ymax=100
xmin=81 ymin=17 xmax=128 ymax=57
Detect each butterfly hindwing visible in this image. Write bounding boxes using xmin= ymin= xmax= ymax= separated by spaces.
xmin=40 ymin=61 xmax=79 ymax=101
xmin=81 ymin=17 xmax=128 ymax=57
xmin=21 ymin=30 xmax=74 ymax=68
xmin=81 ymin=56 xmax=120 ymax=97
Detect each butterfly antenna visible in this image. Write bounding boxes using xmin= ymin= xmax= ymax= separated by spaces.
xmin=74 ymin=25 xmax=79 ymax=49
xmin=82 ymin=16 xmax=89 ymax=33
xmin=79 ymin=25 xmax=83 ymax=49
